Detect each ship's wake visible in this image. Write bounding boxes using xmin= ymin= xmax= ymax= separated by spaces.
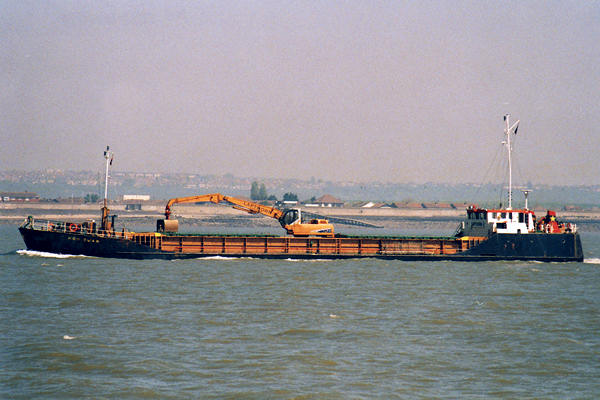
xmin=192 ymin=256 xmax=335 ymax=262
xmin=584 ymin=258 xmax=600 ymax=265
xmin=16 ymin=250 xmax=89 ymax=259
xmin=195 ymin=256 xmax=256 ymax=261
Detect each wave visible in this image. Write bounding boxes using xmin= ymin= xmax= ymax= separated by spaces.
xmin=584 ymin=258 xmax=600 ymax=264
xmin=196 ymin=256 xmax=255 ymax=261
xmin=16 ymin=250 xmax=89 ymax=259
xmin=275 ymin=328 xmax=325 ymax=337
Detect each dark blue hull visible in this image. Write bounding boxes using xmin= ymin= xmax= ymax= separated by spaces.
xmin=19 ymin=227 xmax=584 ymax=262
xmin=460 ymin=232 xmax=584 ymax=262
xmin=18 ymin=227 xmax=166 ymax=260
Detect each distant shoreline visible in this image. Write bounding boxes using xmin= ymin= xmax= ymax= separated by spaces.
xmin=3 ymin=204 xmax=599 ymax=231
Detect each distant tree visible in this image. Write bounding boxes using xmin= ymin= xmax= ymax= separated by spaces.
xmin=283 ymin=192 xmax=298 ymax=202
xmin=250 ymin=181 xmax=260 ymax=200
xmin=84 ymin=193 xmax=99 ymax=203
xmin=258 ymin=183 xmax=268 ymax=200
xmin=310 ymin=196 xmax=316 ymax=202
xmin=251 ymin=181 xmax=269 ymax=200
xmin=267 ymin=195 xmax=278 ymax=201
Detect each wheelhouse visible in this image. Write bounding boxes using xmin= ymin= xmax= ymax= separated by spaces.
xmin=459 ymin=206 xmax=536 ymax=236
xmin=486 ymin=208 xmax=535 ymax=234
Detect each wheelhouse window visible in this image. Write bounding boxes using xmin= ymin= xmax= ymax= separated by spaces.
xmin=469 ymin=211 xmax=487 ymax=220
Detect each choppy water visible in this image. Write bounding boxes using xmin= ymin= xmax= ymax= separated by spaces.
xmin=2 ymin=224 xmax=600 ymax=399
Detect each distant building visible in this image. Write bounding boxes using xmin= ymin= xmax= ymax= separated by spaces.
xmin=123 ymin=194 xmax=150 ymax=211
xmin=303 ymin=203 xmax=319 ymax=207
xmin=123 ymin=194 xmax=151 ymax=201
xmin=563 ymin=205 xmax=582 ymax=211
xmin=275 ymin=200 xmax=299 ymax=208
xmin=360 ymin=202 xmax=397 ymax=209
xmin=1 ymin=192 xmax=40 ymax=202
xmin=315 ymin=194 xmax=344 ymax=208
xmin=421 ymin=202 xmax=456 ymax=209
xmin=392 ymin=202 xmax=425 ymax=209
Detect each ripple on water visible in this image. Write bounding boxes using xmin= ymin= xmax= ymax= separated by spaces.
xmin=2 ymin=228 xmax=600 ymax=398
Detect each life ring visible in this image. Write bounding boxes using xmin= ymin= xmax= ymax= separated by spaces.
xmin=47 ymin=222 xmax=54 ymax=231
xmin=69 ymin=223 xmax=79 ymax=232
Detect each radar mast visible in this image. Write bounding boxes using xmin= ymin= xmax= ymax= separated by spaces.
xmin=101 ymin=146 xmax=114 ymax=231
xmin=503 ymin=114 xmax=520 ymax=209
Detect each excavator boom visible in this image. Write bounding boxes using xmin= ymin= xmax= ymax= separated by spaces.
xmin=221 ymin=196 xmax=283 ymax=219
xmin=164 ymin=193 xmax=225 ymax=219
xmin=160 ymin=193 xmax=334 ymax=237
xmin=164 ymin=193 xmax=283 ymax=219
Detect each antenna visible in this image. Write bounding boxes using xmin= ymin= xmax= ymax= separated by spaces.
xmin=503 ymin=115 xmax=520 ymax=209
xmin=521 ymin=189 xmax=532 ymax=210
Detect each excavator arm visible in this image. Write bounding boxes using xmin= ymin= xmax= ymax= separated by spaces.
xmin=159 ymin=193 xmax=334 ymax=237
xmin=164 ymin=193 xmax=283 ymax=220
xmin=164 ymin=193 xmax=225 ymax=219
xmin=221 ymin=196 xmax=283 ymax=220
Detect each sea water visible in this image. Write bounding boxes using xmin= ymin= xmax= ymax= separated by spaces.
xmin=1 ymin=224 xmax=599 ymax=399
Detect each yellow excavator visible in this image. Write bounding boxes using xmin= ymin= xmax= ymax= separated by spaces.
xmin=157 ymin=193 xmax=335 ymax=237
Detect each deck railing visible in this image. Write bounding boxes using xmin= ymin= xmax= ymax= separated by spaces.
xmin=20 ymin=216 xmax=133 ymax=239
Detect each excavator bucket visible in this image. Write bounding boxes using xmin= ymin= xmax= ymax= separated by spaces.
xmin=157 ymin=219 xmax=179 ymax=233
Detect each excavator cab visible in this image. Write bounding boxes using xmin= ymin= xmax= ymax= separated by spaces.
xmin=279 ymin=209 xmax=301 ymax=227
xmin=278 ymin=208 xmax=334 ymax=237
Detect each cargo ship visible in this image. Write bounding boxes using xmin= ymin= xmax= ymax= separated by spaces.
xmin=18 ymin=117 xmax=584 ymax=262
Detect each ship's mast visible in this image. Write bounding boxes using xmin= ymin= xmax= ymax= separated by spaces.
xmin=101 ymin=146 xmax=113 ymax=231
xmin=503 ymin=114 xmax=520 ymax=209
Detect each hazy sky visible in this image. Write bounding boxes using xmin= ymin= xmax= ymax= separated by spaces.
xmin=1 ymin=1 xmax=599 ymax=185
